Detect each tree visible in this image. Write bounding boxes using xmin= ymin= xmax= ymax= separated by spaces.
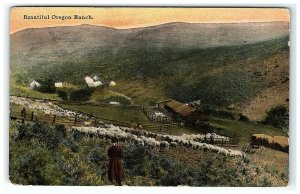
xmin=37 ymin=79 xmax=56 ymax=93
xmin=263 ymin=105 xmax=288 ymax=128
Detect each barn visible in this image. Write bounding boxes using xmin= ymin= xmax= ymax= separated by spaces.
xmin=157 ymin=99 xmax=196 ymax=118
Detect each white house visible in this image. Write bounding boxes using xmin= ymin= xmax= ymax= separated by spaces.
xmin=109 ymin=81 xmax=116 ymax=87
xmin=54 ymin=82 xmax=63 ymax=88
xmin=85 ymin=76 xmax=94 ymax=83
xmin=94 ymin=81 xmax=102 ymax=87
xmin=85 ymin=76 xmax=103 ymax=87
xmin=29 ymin=80 xmax=41 ymax=89
xmin=85 ymin=76 xmax=95 ymax=87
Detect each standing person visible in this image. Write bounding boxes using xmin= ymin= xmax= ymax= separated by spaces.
xmin=21 ymin=107 xmax=26 ymax=120
xmin=107 ymin=136 xmax=125 ymax=186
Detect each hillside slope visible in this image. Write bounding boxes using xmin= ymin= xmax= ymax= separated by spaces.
xmin=10 ymin=22 xmax=289 ymax=121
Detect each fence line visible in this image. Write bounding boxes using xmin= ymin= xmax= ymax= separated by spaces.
xmin=10 ymin=109 xmax=239 ymax=147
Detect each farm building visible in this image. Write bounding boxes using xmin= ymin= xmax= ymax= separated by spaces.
xmin=157 ymin=99 xmax=196 ymax=118
xmin=93 ymin=76 xmax=100 ymax=81
xmin=85 ymin=76 xmax=102 ymax=87
xmin=251 ymin=134 xmax=289 ymax=152
xmin=94 ymin=81 xmax=102 ymax=87
xmin=29 ymin=80 xmax=41 ymax=89
xmin=109 ymin=81 xmax=116 ymax=86
xmin=54 ymin=82 xmax=63 ymax=88
xmin=85 ymin=76 xmax=94 ymax=86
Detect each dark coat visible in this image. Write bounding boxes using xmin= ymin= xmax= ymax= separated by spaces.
xmin=107 ymin=144 xmax=125 ymax=184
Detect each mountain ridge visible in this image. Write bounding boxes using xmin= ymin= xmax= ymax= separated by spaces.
xmin=11 ymin=21 xmax=289 ymax=34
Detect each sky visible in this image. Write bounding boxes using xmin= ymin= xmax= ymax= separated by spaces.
xmin=10 ymin=7 xmax=290 ymax=34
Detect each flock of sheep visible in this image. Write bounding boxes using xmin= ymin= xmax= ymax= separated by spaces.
xmin=10 ymin=96 xmax=246 ymax=158
xmin=10 ymin=96 xmax=87 ymax=119
xmin=72 ymin=125 xmax=245 ymax=158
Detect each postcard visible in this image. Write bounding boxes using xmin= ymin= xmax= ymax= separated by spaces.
xmin=9 ymin=7 xmax=289 ymax=186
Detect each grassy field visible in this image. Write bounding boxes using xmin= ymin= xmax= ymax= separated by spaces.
xmin=58 ymin=103 xmax=200 ymax=135
xmin=112 ymin=79 xmax=168 ymax=105
xmin=208 ymin=117 xmax=287 ymax=143
xmin=10 ymin=82 xmax=59 ymax=100
xmin=90 ymin=88 xmax=133 ymax=105
xmin=59 ymin=103 xmax=151 ymax=124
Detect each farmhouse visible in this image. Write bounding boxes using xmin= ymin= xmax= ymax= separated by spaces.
xmin=109 ymin=81 xmax=116 ymax=86
xmin=157 ymin=99 xmax=196 ymax=118
xmin=85 ymin=76 xmax=102 ymax=87
xmin=29 ymin=80 xmax=41 ymax=89
xmin=54 ymin=82 xmax=63 ymax=88
xmin=94 ymin=81 xmax=102 ymax=87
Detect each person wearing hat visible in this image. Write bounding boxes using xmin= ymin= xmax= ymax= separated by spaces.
xmin=107 ymin=136 xmax=125 ymax=186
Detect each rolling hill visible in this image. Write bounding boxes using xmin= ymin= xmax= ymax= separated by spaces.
xmin=10 ymin=22 xmax=290 ymax=121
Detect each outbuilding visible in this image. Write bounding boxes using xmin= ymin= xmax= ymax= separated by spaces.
xmin=157 ymin=99 xmax=196 ymax=118
xmin=109 ymin=81 xmax=116 ymax=86
xmin=54 ymin=82 xmax=63 ymax=88
xmin=29 ymin=80 xmax=41 ymax=89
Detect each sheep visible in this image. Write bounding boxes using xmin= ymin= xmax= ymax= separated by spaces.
xmin=84 ymin=121 xmax=92 ymax=126
xmin=170 ymin=142 xmax=177 ymax=148
xmin=160 ymin=141 xmax=170 ymax=149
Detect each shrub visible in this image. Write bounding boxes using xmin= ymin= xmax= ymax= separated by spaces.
xmin=9 ymin=140 xmax=64 ymax=185
xmin=122 ymin=144 xmax=148 ymax=176
xmin=36 ymin=79 xmax=56 ymax=93
xmin=263 ymin=105 xmax=288 ymax=128
xmin=239 ymin=114 xmax=249 ymax=122
xmin=57 ymin=90 xmax=68 ymax=100
xmin=69 ymin=87 xmax=94 ymax=102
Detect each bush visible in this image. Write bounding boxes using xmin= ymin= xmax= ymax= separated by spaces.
xmin=9 ymin=139 xmax=64 ymax=185
xmin=122 ymin=144 xmax=148 ymax=176
xmin=36 ymin=79 xmax=56 ymax=93
xmin=69 ymin=87 xmax=94 ymax=102
xmin=57 ymin=90 xmax=68 ymax=100
xmin=15 ymin=123 xmax=68 ymax=150
xmin=239 ymin=114 xmax=249 ymax=122
xmin=263 ymin=105 xmax=288 ymax=128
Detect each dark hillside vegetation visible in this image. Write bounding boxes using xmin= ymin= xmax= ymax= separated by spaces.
xmin=16 ymin=36 xmax=288 ymax=109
